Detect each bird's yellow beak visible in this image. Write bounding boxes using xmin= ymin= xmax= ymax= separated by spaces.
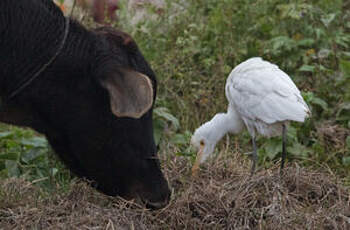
xmin=191 ymin=143 xmax=205 ymax=177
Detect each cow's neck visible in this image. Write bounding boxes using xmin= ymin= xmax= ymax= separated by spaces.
xmin=0 ymin=0 xmax=67 ymax=97
xmin=0 ymin=1 xmax=99 ymax=131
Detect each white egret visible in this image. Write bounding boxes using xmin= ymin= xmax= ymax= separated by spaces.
xmin=191 ymin=57 xmax=310 ymax=175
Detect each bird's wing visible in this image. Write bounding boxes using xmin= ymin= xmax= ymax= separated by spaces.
xmin=225 ymin=58 xmax=310 ymax=124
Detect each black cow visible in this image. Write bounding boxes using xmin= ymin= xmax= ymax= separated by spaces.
xmin=0 ymin=0 xmax=170 ymax=209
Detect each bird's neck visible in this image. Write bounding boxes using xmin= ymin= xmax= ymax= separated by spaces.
xmin=204 ymin=109 xmax=245 ymax=145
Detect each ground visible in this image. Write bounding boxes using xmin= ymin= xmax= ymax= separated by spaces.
xmin=1 ymin=153 xmax=349 ymax=229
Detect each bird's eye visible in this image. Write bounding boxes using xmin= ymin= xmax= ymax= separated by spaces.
xmin=200 ymin=140 xmax=205 ymax=146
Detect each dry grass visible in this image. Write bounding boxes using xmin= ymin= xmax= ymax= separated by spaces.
xmin=0 ymin=152 xmax=349 ymax=229
xmin=317 ymin=122 xmax=350 ymax=152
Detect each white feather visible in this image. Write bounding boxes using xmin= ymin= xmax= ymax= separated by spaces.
xmin=226 ymin=57 xmax=310 ymax=137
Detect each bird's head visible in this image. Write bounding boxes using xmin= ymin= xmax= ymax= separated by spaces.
xmin=191 ymin=123 xmax=216 ymax=164
xmin=190 ymin=113 xmax=229 ymax=176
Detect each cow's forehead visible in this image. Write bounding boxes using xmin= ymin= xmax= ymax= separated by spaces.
xmin=95 ymin=27 xmax=136 ymax=48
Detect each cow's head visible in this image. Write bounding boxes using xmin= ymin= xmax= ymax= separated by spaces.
xmin=0 ymin=0 xmax=170 ymax=208
xmin=52 ymin=27 xmax=170 ymax=209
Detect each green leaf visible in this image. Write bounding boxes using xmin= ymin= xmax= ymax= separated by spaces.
xmin=264 ymin=140 xmax=281 ymax=160
xmin=342 ymin=156 xmax=350 ymax=167
xmin=310 ymin=97 xmax=328 ymax=111
xmin=153 ymin=119 xmax=165 ymax=145
xmin=335 ymin=33 xmax=350 ymax=48
xmin=171 ymin=134 xmax=188 ymax=145
xmin=287 ymin=143 xmax=310 ymax=158
xmin=21 ymin=148 xmax=45 ymax=164
xmin=154 ymin=107 xmax=180 ymax=130
xmin=321 ymin=13 xmax=336 ymax=27
xmin=336 ymin=103 xmax=350 ymax=121
xmin=346 ymin=136 xmax=350 ymax=150
xmin=5 ymin=160 xmax=20 ymax=177
xmin=340 ymin=59 xmax=350 ymax=77
xmin=298 ymin=65 xmax=316 ymax=72
xmin=297 ymin=39 xmax=315 ymax=47
xmin=0 ymin=152 xmax=19 ymax=161
xmin=270 ymin=36 xmax=296 ymax=52
xmin=277 ymin=3 xmax=312 ymax=20
xmin=0 ymin=131 xmax=13 ymax=139
xmin=287 ymin=126 xmax=297 ymax=141
xmin=20 ymin=137 xmax=48 ymax=148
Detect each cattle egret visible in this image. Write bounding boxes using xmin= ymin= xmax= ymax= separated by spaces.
xmin=191 ymin=57 xmax=310 ymax=175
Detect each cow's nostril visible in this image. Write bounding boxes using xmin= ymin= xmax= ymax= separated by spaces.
xmin=144 ymin=193 xmax=170 ymax=210
xmin=145 ymin=199 xmax=169 ymax=210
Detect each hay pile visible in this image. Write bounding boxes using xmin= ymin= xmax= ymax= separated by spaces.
xmin=0 ymin=154 xmax=349 ymax=229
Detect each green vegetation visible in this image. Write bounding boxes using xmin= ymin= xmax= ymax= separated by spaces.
xmin=0 ymin=0 xmax=349 ymax=190
xmin=0 ymin=124 xmax=72 ymax=192
xmin=120 ymin=0 xmax=350 ymax=175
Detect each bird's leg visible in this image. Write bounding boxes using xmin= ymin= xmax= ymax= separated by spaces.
xmin=280 ymin=124 xmax=287 ymax=173
xmin=250 ymin=137 xmax=258 ymax=175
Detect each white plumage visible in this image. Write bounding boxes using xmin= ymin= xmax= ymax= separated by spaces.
xmin=191 ymin=57 xmax=310 ymax=175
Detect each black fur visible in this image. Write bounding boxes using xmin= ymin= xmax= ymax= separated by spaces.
xmin=0 ymin=0 xmax=170 ymax=207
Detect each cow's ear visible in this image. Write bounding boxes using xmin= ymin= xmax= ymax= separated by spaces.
xmin=100 ymin=69 xmax=154 ymax=119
